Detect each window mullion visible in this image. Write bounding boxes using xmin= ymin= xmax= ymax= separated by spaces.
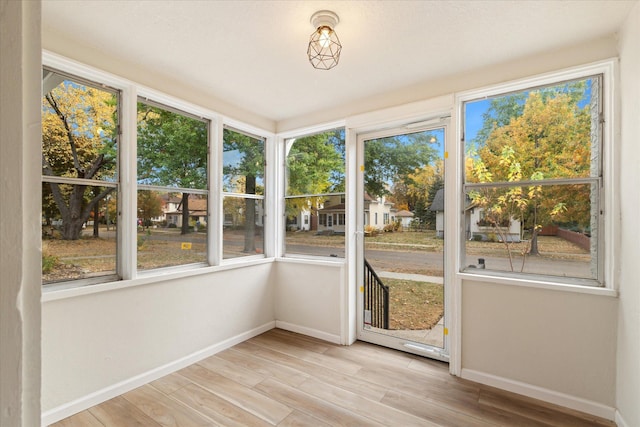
xmin=208 ymin=117 xmax=221 ymax=266
xmin=120 ymin=84 xmax=138 ymax=281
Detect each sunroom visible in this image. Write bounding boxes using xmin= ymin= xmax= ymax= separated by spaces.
xmin=2 ymin=1 xmax=640 ymax=426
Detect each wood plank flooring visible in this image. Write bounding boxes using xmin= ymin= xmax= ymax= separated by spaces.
xmin=51 ymin=329 xmax=615 ymax=426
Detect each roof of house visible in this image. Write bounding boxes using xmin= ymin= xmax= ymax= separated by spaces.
xmin=430 ymin=189 xmax=475 ymax=212
xmin=395 ymin=210 xmax=414 ymax=217
xmin=318 ymin=203 xmax=345 ymax=212
xmin=429 ymin=189 xmax=445 ymax=211
xmin=187 ymin=199 xmax=208 ymax=211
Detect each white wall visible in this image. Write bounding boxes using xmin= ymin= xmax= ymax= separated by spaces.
xmin=462 ymin=281 xmax=617 ymax=414
xmin=41 ymin=263 xmax=275 ymax=424
xmin=340 ymin=38 xmax=622 ymax=418
xmin=42 ymin=29 xmax=275 ymax=133
xmin=279 ymin=35 xmax=619 ymax=132
xmin=616 ymin=2 xmax=640 ymax=426
xmin=273 ymin=260 xmax=344 ymax=344
xmin=0 ymin=1 xmax=42 ymax=426
xmin=454 ymin=51 xmax=623 ymax=419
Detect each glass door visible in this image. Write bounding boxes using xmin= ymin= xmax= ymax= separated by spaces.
xmin=357 ymin=123 xmax=448 ymax=361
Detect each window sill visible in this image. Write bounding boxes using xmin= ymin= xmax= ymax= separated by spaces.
xmin=457 ymin=271 xmax=617 ymax=297
xmin=277 ymin=255 xmax=345 ymax=267
xmin=42 ymin=257 xmax=275 ymax=303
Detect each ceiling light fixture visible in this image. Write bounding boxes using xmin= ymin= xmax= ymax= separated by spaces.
xmin=307 ymin=10 xmax=342 ymax=70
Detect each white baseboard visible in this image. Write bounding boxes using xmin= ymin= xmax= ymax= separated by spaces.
xmin=275 ymin=320 xmax=342 ymax=344
xmin=616 ymin=410 xmax=630 ymax=427
xmin=41 ymin=321 xmax=276 ymax=426
xmin=461 ymin=368 xmax=616 ymax=421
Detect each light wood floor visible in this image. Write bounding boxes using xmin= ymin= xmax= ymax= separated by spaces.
xmin=51 ymin=329 xmax=615 ymax=426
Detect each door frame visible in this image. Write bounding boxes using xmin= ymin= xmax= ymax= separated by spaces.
xmin=355 ymin=120 xmax=452 ymax=362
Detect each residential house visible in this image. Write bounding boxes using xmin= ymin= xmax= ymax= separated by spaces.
xmin=164 ymin=197 xmax=208 ymax=228
xmin=363 ymin=193 xmax=395 ymax=231
xmin=395 ymin=209 xmax=414 ymax=229
xmin=430 ymin=189 xmax=522 ymax=242
xmin=315 ymin=193 xmax=397 ymax=234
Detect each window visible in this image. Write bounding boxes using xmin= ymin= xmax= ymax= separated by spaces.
xmin=223 ymin=127 xmax=265 ymax=259
xmin=284 ymin=128 xmax=345 ymax=257
xmin=41 ymin=68 xmax=119 ymax=285
xmin=137 ymin=101 xmax=209 ymax=270
xmin=462 ymin=72 xmax=604 ymax=285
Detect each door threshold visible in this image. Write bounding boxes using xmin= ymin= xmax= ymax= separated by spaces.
xmin=403 ymin=341 xmax=449 ymax=361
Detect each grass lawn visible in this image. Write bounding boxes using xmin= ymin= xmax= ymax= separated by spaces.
xmin=466 ymin=235 xmax=589 ymax=261
xmin=385 ymin=278 xmax=444 ymax=330
xmin=43 ymin=226 xmax=588 ymax=284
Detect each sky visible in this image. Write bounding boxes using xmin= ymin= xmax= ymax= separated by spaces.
xmin=464 ymin=99 xmax=491 ymax=144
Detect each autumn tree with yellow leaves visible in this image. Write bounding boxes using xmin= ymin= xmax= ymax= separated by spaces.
xmin=42 ymin=79 xmax=117 ymax=240
xmin=468 ymin=80 xmax=593 ymax=259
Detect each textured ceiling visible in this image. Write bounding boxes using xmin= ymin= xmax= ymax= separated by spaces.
xmin=42 ymin=0 xmax=636 ymax=124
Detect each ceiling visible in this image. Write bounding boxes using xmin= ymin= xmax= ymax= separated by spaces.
xmin=42 ymin=0 xmax=636 ymax=125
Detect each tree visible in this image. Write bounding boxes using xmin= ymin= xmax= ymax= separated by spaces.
xmin=413 ymin=199 xmax=428 ymax=228
xmin=285 ymin=130 xmax=345 ymax=222
xmin=423 ymin=172 xmax=444 ymax=229
xmin=404 ymin=159 xmax=444 ymax=228
xmin=137 ymin=103 xmax=208 ymax=235
xmin=137 ymin=191 xmax=164 ymax=228
xmin=470 ymin=83 xmax=591 ymax=257
xmin=364 ymin=132 xmax=439 ymax=198
xmin=223 ymin=129 xmax=265 ymax=252
xmin=42 ymin=79 xmax=117 ymax=240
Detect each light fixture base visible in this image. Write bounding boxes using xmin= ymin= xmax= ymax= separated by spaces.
xmin=310 ymin=10 xmax=339 ymax=29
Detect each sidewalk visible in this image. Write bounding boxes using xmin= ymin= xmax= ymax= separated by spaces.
xmin=377 ymin=271 xmax=443 ymax=285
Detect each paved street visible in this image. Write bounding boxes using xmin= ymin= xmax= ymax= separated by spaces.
xmin=80 ymin=228 xmax=591 ymax=279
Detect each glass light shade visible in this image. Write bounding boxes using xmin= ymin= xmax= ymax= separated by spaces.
xmin=307 ymin=26 xmax=342 ymax=70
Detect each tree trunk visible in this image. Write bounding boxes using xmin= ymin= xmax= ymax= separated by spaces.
xmin=60 ymin=185 xmax=87 ymax=240
xmin=243 ymin=176 xmax=256 ymax=253
xmin=181 ymin=193 xmax=190 ymax=235
xmin=529 ymin=228 xmax=540 ymax=255
xmin=528 ymin=203 xmax=540 ymax=255
xmin=92 ymin=192 xmax=100 ymax=237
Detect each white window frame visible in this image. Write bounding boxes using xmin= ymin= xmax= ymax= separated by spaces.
xmin=278 ymin=122 xmax=347 ymax=261
xmin=41 ymin=66 xmax=121 ymax=289
xmin=135 ymin=97 xmax=211 ymax=273
xmin=455 ymin=59 xmax=617 ymax=293
xmin=221 ymin=125 xmax=268 ymax=262
xmin=41 ymin=51 xmax=275 ymax=298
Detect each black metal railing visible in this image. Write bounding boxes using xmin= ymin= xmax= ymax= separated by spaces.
xmin=364 ymin=258 xmax=389 ymax=329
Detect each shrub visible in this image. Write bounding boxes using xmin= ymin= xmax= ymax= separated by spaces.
xmin=364 ymin=225 xmax=378 ymax=236
xmin=42 ymin=254 xmax=57 ymax=274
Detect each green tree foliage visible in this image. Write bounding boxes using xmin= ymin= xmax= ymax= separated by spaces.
xmin=137 ymin=103 xmax=208 ymax=235
xmin=423 ymin=173 xmax=444 ymax=229
xmin=285 ymin=130 xmax=345 ymax=222
xmin=223 ymin=129 xmax=265 ymax=252
xmin=364 ymin=132 xmax=439 ymax=198
xmin=469 ymin=80 xmax=592 ymax=256
xmin=400 ymin=160 xmax=444 ymax=228
xmin=42 ymin=76 xmax=117 ymax=240
xmin=413 ymin=199 xmax=429 ymax=227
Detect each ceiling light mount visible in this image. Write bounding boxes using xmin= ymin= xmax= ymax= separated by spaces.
xmin=307 ymin=10 xmax=342 ymax=70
